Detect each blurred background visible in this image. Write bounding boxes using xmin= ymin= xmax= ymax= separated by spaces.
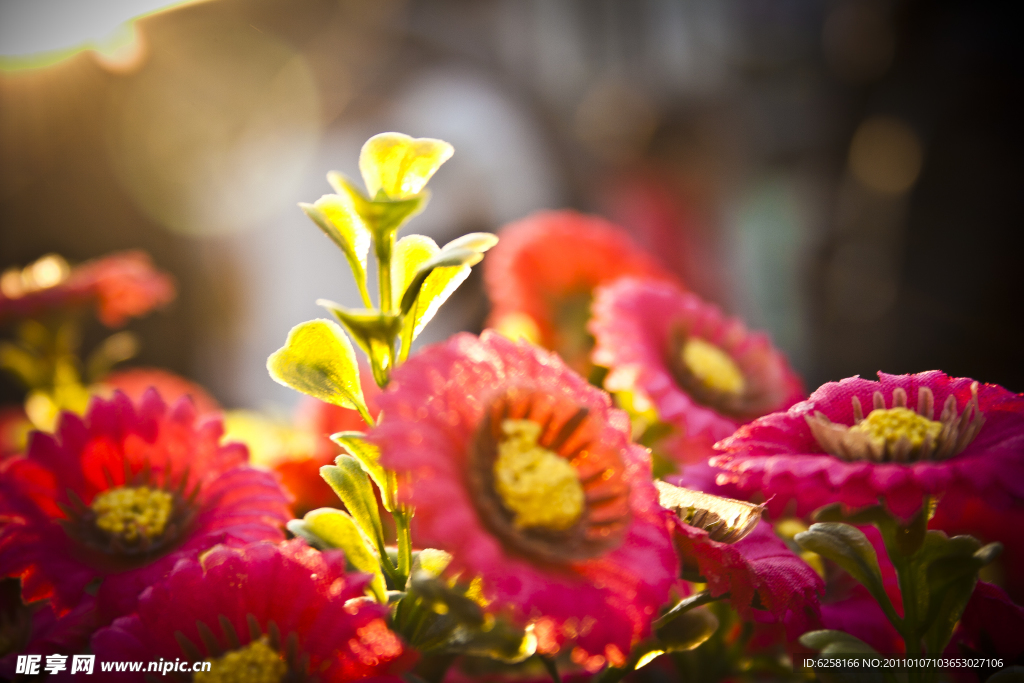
xmin=1 ymin=0 xmax=1020 ymax=411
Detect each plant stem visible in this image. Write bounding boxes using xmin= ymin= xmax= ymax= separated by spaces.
xmin=396 ymin=507 xmax=413 ymax=580
xmin=398 ymin=308 xmax=417 ymax=364
xmin=653 ymin=590 xmax=720 ymax=630
xmin=355 ymin=269 xmax=374 ymax=309
xmin=539 ymin=656 xmax=562 ymax=683
xmin=377 ymin=235 xmax=394 ymax=313
xmin=355 ymin=401 xmax=375 ymax=429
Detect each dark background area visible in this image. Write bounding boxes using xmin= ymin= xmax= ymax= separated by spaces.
xmin=1 ymin=0 xmax=1021 ymax=409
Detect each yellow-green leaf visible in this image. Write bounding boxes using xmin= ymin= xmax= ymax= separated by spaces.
xmin=267 ymin=319 xmax=367 ymax=416
xmin=331 ymin=431 xmax=391 ymax=510
xmin=397 ymin=233 xmax=498 ymax=337
xmin=321 ymin=456 xmax=385 ymax=553
xmin=409 ymin=264 xmax=471 ymax=337
xmin=359 ymin=132 xmax=454 ymax=200
xmin=391 ymin=235 xmax=439 ymax=310
xmin=301 ymin=193 xmax=371 ymax=275
xmin=292 ymin=508 xmax=387 ymax=602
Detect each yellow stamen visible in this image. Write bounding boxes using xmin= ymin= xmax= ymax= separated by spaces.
xmin=194 ymin=637 xmax=286 ymax=683
xmin=493 ymin=420 xmax=584 ymax=531
xmin=681 ymin=338 xmax=745 ymax=395
xmin=850 ymin=407 xmax=943 ymax=450
xmin=91 ymin=486 xmax=173 ymax=542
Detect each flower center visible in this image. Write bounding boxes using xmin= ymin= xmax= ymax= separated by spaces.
xmin=494 ymin=420 xmax=585 ymax=531
xmin=806 ymin=384 xmax=985 ymax=463
xmin=850 ymin=407 xmax=943 ymax=450
xmin=469 ymin=388 xmax=632 ymax=563
xmin=91 ymin=486 xmax=173 ymax=543
xmin=680 ymin=338 xmax=745 ymax=395
xmin=194 ymin=638 xmax=286 ymax=683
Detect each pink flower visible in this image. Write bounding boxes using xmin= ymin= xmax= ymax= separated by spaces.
xmin=712 ymin=371 xmax=1024 ymax=519
xmin=0 ymin=251 xmax=175 ymax=327
xmin=370 ymin=332 xmax=678 ymax=670
xmin=669 ymin=518 xmax=823 ymax=638
xmin=0 ymin=390 xmax=291 ymax=620
xmin=91 ymin=540 xmax=408 ymax=682
xmin=589 ymin=278 xmax=804 ymax=463
xmin=484 ymin=210 xmax=678 ymax=374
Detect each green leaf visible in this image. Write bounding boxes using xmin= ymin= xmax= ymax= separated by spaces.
xmin=923 ymin=570 xmax=976 ymax=656
xmin=300 ymin=196 xmax=371 ymax=283
xmin=800 ymin=629 xmax=879 ymax=655
xmin=331 ymin=431 xmax=391 ymax=510
xmin=411 ymin=548 xmax=453 ymax=577
xmin=320 ymin=456 xmax=385 ymax=554
xmin=814 ymin=502 xmax=927 ymax=557
xmin=402 ymin=571 xmax=535 ymax=664
xmin=799 ymin=631 xmax=887 ymax=683
xmin=654 ymin=607 xmax=718 ymax=652
xmin=317 ymin=301 xmax=402 ymax=387
xmin=796 ymin=523 xmax=897 ymax=623
xmin=916 ymin=533 xmax=1000 ymax=655
xmin=289 ymin=508 xmax=386 ymax=603
xmin=267 ymin=319 xmax=368 ymax=418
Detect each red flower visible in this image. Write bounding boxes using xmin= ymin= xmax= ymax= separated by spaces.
xmin=91 ymin=540 xmax=408 ymax=682
xmin=100 ymin=368 xmax=221 ymax=416
xmin=0 ymin=251 xmax=174 ymax=327
xmin=712 ymin=371 xmax=1024 ymax=519
xmin=590 ymin=278 xmax=804 ymax=463
xmin=0 ymin=390 xmax=290 ymax=620
xmin=484 ymin=210 xmax=678 ymax=373
xmin=669 ymin=517 xmax=823 ymax=638
xmin=370 ymin=332 xmax=678 ymax=670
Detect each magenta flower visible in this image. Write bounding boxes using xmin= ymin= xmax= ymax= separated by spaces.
xmin=91 ymin=540 xmax=407 ymax=682
xmin=370 ymin=331 xmax=678 ymax=671
xmin=0 ymin=390 xmax=291 ymax=620
xmin=712 ymin=371 xmax=1024 ymax=519
xmin=589 ymin=278 xmax=804 ymax=462
xmin=669 ymin=517 xmax=823 ymax=638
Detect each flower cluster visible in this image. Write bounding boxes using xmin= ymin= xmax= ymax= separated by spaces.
xmin=2 ymin=131 xmax=1020 ymax=683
